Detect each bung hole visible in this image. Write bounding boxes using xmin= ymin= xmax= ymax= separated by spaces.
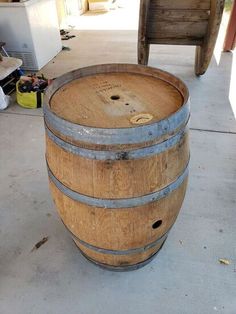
xmin=110 ymin=95 xmax=120 ymax=100
xmin=152 ymin=220 xmax=162 ymax=229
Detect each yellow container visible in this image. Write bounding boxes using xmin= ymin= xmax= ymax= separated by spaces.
xmin=16 ymin=80 xmax=43 ymax=109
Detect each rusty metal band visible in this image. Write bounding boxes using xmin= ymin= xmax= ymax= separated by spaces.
xmin=77 ymin=240 xmax=166 ymax=271
xmin=62 ymin=217 xmax=170 ymax=255
xmin=45 ymin=124 xmax=188 ymax=160
xmin=47 ymin=160 xmax=189 ymax=209
xmin=43 ymin=64 xmax=190 ymax=146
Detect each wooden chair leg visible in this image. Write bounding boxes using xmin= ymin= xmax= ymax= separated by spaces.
xmin=138 ymin=41 xmax=150 ymax=65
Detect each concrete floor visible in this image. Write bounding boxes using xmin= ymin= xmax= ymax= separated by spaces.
xmin=1 ymin=5 xmax=236 ymax=314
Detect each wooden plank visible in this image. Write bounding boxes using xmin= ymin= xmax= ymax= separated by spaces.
xmin=150 ymin=0 xmax=211 ymax=10
xmin=138 ymin=0 xmax=150 ymax=43
xmin=138 ymin=0 xmax=151 ymax=64
xmin=149 ymin=38 xmax=203 ymax=45
xmin=149 ymin=9 xmax=210 ymax=22
xmin=147 ymin=20 xmax=208 ymax=40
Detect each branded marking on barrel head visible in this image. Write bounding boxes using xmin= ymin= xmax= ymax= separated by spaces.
xmin=130 ymin=113 xmax=154 ymax=125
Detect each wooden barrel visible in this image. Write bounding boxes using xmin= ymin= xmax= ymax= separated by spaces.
xmin=44 ymin=64 xmax=190 ymax=270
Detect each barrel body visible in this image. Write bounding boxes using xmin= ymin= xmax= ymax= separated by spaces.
xmin=44 ymin=64 xmax=190 ymax=270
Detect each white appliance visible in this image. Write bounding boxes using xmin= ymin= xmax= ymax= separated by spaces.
xmin=0 ymin=0 xmax=62 ymax=70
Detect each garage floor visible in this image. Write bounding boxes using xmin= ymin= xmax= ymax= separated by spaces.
xmin=1 ymin=4 xmax=236 ymax=314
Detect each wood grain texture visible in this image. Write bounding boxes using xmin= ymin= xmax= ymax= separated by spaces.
xmin=46 ymin=63 xmax=188 ymax=109
xmin=147 ymin=21 xmax=208 ymax=41
xmin=138 ymin=41 xmax=150 ymax=65
xmin=46 ymin=131 xmax=189 ymax=198
xmin=149 ymin=0 xmax=210 ymax=10
xmin=149 ymin=38 xmax=203 ymax=45
xmin=50 ymin=72 xmax=183 ymax=128
xmin=149 ymin=9 xmax=210 ymax=22
xmin=49 ymin=178 xmax=188 ymax=251
xmin=45 ymin=63 xmax=189 ymax=151
xmin=138 ymin=0 xmax=151 ymax=64
xmin=195 ymin=0 xmax=225 ymax=75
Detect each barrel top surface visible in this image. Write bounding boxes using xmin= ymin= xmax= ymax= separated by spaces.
xmin=50 ymin=71 xmax=184 ymax=128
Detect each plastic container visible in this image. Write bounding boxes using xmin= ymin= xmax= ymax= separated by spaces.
xmin=16 ymin=80 xmax=43 ymax=109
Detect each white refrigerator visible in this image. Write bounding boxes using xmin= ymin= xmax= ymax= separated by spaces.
xmin=0 ymin=0 xmax=62 ymax=70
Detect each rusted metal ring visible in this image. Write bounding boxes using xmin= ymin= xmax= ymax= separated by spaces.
xmin=47 ymin=159 xmax=189 ymax=208
xmin=76 ymin=239 xmax=167 ymax=271
xmin=62 ymin=217 xmax=170 ymax=255
xmin=45 ymin=123 xmax=188 ymax=160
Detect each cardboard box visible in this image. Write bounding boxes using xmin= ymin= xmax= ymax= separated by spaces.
xmin=88 ymin=0 xmax=111 ymax=11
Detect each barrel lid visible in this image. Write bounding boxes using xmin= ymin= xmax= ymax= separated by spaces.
xmin=49 ymin=69 xmax=183 ymax=128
